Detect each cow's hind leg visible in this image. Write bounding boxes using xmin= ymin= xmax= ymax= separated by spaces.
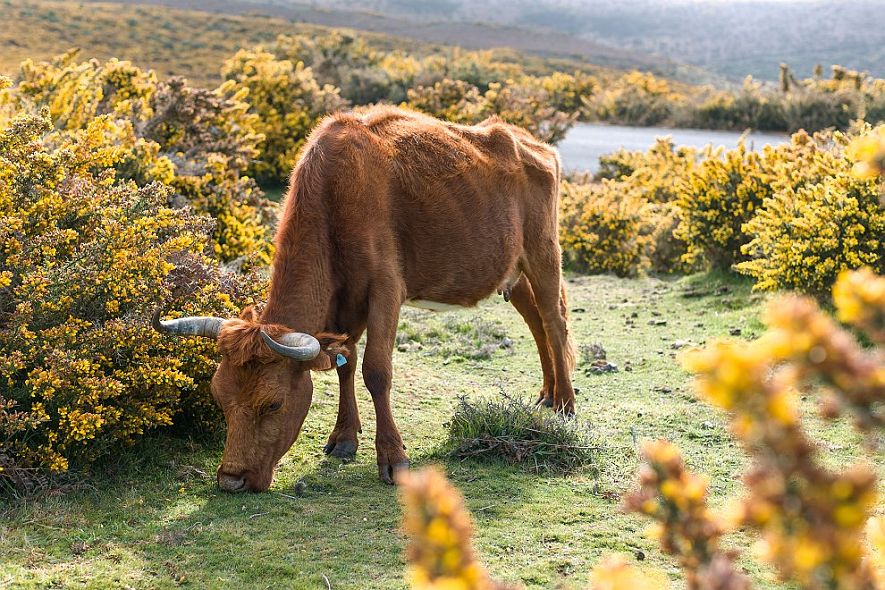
xmin=509 ymin=276 xmax=555 ymax=407
xmin=521 ymin=243 xmax=577 ymax=414
xmin=324 ymin=326 xmax=365 ymax=459
xmin=362 ymin=283 xmax=409 ymax=484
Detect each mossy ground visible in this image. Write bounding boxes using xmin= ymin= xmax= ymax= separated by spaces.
xmin=2 ymin=273 xmax=881 ymax=589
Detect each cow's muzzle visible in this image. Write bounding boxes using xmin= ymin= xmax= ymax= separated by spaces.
xmin=217 ymin=472 xmax=247 ymax=493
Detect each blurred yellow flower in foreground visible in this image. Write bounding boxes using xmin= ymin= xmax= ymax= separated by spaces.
xmin=849 ymin=125 xmax=885 ymax=179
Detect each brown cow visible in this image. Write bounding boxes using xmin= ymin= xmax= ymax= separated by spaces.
xmin=154 ymin=106 xmax=576 ymax=491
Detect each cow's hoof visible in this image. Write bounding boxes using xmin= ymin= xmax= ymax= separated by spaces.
xmin=535 ymin=395 xmax=554 ymax=408
xmin=378 ymin=460 xmax=410 ymax=485
xmin=323 ymin=439 xmax=357 ymax=460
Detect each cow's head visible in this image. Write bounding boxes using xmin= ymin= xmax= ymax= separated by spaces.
xmin=153 ymin=307 xmax=347 ymax=492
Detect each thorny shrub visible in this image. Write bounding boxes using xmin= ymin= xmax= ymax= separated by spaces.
xmin=560 ymin=126 xmax=884 ymax=294
xmin=737 ymin=128 xmax=884 ymax=296
xmin=614 ymin=268 xmax=885 ymax=589
xmin=221 ymin=47 xmax=347 ymax=185
xmin=674 ymin=142 xmax=772 ymax=270
xmin=0 ymin=90 xmax=264 ymax=491
xmin=406 ymin=77 xmax=576 ymax=144
xmin=398 ymin=467 xmax=512 ymax=590
xmin=0 ymin=50 xmax=275 ymax=267
xmin=558 ymin=180 xmax=648 ymax=277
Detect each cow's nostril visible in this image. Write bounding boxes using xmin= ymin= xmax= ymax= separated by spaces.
xmin=217 ymin=472 xmax=247 ymax=493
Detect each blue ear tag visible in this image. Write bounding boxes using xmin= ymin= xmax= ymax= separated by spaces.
xmin=336 ymin=353 xmax=347 ymax=367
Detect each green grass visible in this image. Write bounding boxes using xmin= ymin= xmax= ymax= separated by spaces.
xmin=1 ymin=273 xmax=881 ymax=589
xmin=442 ymin=393 xmax=607 ymax=475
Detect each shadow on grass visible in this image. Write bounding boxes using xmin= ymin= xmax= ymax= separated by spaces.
xmin=2 ymin=430 xmax=552 ymax=588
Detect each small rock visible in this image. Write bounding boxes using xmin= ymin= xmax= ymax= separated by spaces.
xmin=624 ymin=361 xmax=633 ymax=372
xmin=670 ymin=340 xmax=691 ymax=350
xmin=702 ymin=421 xmax=715 ymax=430
xmin=397 ymin=341 xmax=422 ymax=353
xmin=71 ymin=540 xmax=89 ymax=556
xmin=648 ymin=319 xmax=667 ymax=326
xmin=635 ymin=550 xmax=646 ymax=561
xmin=571 ymin=307 xmax=586 ymax=313
xmin=585 ymin=360 xmax=618 ymax=374
xmin=293 ymin=479 xmax=307 ymax=496
xmin=653 ymin=386 xmax=673 ymax=394
xmin=630 ymin=311 xmax=639 ymax=318
xmin=729 ymin=327 xmax=742 ymax=336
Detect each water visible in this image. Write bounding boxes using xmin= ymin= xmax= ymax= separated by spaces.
xmin=556 ymin=123 xmax=788 ymax=173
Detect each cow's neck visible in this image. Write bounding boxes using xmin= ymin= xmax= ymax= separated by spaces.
xmin=260 ymin=199 xmax=333 ymax=334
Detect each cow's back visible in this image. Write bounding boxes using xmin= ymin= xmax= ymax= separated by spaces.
xmin=302 ymin=107 xmax=560 ymax=307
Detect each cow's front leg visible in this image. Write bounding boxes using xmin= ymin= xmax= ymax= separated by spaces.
xmin=362 ymin=289 xmax=408 ymax=485
xmin=324 ymin=330 xmax=364 ymax=459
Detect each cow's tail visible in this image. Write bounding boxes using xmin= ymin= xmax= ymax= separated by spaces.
xmin=560 ymin=281 xmax=577 ymax=374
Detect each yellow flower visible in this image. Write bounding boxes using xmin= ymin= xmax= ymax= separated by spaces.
xmin=848 ymin=125 xmax=885 ymax=179
xmin=398 ymin=467 xmax=493 ymax=590
xmin=590 ymin=555 xmax=664 ymax=590
xmin=793 ymin=537 xmax=825 ymax=572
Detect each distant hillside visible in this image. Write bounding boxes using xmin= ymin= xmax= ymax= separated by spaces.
xmin=75 ymin=0 xmax=710 ymax=80
xmin=0 ymin=1 xmax=301 ymax=86
xmin=0 ymin=0 xmax=687 ymax=88
xmin=304 ymin=0 xmax=885 ymax=81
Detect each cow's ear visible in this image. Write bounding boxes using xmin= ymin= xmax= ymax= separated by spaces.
xmin=304 ymin=333 xmax=349 ymax=372
xmin=238 ymin=305 xmax=258 ymax=322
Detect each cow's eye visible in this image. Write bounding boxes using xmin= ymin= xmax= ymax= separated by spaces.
xmin=264 ymin=401 xmax=283 ymax=414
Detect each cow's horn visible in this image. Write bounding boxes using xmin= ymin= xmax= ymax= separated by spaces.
xmin=260 ymin=331 xmax=321 ymax=360
xmin=151 ymin=308 xmax=226 ymax=339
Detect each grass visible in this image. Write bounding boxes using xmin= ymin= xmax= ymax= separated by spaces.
xmin=397 ymin=310 xmax=513 ymax=361
xmin=2 ymin=272 xmax=882 ymax=589
xmin=442 ymin=392 xmax=607 ymax=475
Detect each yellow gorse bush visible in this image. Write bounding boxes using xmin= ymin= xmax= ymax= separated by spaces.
xmin=737 ymin=128 xmax=885 ymax=296
xmin=675 ymin=141 xmax=772 ymax=269
xmin=685 ymin=290 xmax=883 ymax=587
xmin=589 ymin=70 xmax=684 ymax=127
xmin=611 ymin=268 xmax=885 ymax=590
xmin=221 ymin=48 xmax=347 ymax=185
xmin=849 ymin=124 xmax=885 ymax=186
xmin=398 ymin=467 xmax=511 ymax=590
xmin=834 ymin=267 xmax=885 ymax=343
xmin=595 ymin=138 xmax=697 ymax=274
xmin=557 ymin=125 xmax=883 ymax=297
xmin=0 ymin=93 xmax=265 ymax=486
xmin=558 ymin=180 xmax=648 ymax=277
xmin=1 ymin=51 xmax=275 ymax=268
xmin=625 ymin=440 xmax=750 ymax=590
